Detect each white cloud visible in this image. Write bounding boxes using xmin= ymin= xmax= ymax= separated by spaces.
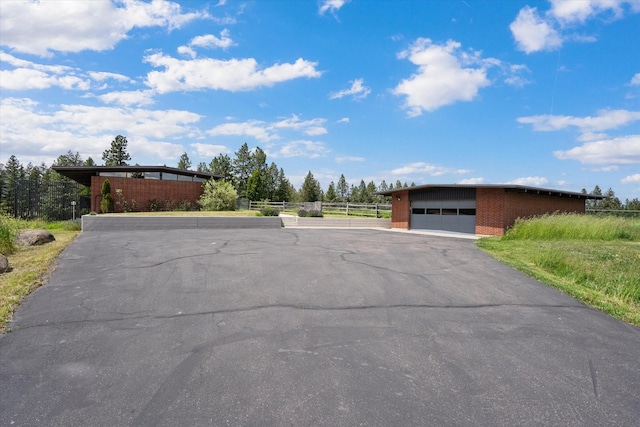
xmin=178 ymin=29 xmax=234 ymax=58
xmin=554 ymin=135 xmax=640 ymax=164
xmin=393 ymin=38 xmax=491 ymax=116
xmin=191 ymin=143 xmax=231 ymax=157
xmin=144 ymin=53 xmax=321 ymax=93
xmin=88 ymin=71 xmax=134 ymax=83
xmin=98 ymin=90 xmax=156 ymax=107
xmin=549 ymin=0 xmax=640 ymax=24
xmin=0 ymin=0 xmax=207 ymax=57
xmin=458 ymin=177 xmax=486 ymax=185
xmin=191 ymin=30 xmax=234 ymax=49
xmin=319 ymin=0 xmax=350 ymax=15
xmin=0 ymin=68 xmax=91 ymax=91
xmin=510 ymin=1 xmax=640 ymax=54
xmin=0 ymin=51 xmax=91 ymax=90
xmin=336 ymin=117 xmax=350 ymax=124
xmin=0 ymin=51 xmax=142 ymax=93
xmin=207 ymin=120 xmax=277 ymax=142
xmin=272 ymin=115 xmax=327 ymax=136
xmin=517 ymin=109 xmax=640 ymax=140
xmin=621 ymin=174 xmax=640 ymax=184
xmin=506 ymin=176 xmax=549 ymax=186
xmin=509 ymin=6 xmax=562 ymax=54
xmin=0 ymin=97 xmax=202 ymax=164
xmin=504 ymin=64 xmax=532 ymax=87
xmin=335 ymin=156 xmax=365 ymax=163
xmin=631 ymin=73 xmax=640 ymax=86
xmin=206 ymin=115 xmax=327 ymax=142
xmin=329 ymin=78 xmax=371 ymax=100
xmin=390 ymin=162 xmax=471 ymax=176
xmin=270 ymin=140 xmax=330 ymax=159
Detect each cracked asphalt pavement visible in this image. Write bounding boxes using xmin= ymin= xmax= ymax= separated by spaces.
xmin=1 ymin=228 xmax=639 ymax=426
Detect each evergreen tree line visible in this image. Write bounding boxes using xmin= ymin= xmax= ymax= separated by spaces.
xmin=2 ymin=135 xmax=639 ymax=214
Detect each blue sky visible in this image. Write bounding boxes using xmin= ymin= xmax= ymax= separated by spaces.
xmin=1 ymin=0 xmax=639 ymax=201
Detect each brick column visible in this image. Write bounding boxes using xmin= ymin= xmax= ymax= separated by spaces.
xmin=476 ymin=188 xmax=505 ymax=236
xmin=391 ymin=190 xmax=410 ymax=229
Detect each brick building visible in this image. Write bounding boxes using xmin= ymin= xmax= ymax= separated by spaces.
xmin=53 ymin=166 xmax=220 ymax=213
xmin=377 ymin=184 xmax=602 ymax=236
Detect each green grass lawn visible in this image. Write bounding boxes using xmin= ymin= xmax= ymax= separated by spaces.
xmin=1 ymin=228 xmax=80 ymax=332
xmin=476 ymin=214 xmax=640 ymax=327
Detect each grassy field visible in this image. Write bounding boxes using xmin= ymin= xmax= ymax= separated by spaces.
xmin=476 ymin=214 xmax=640 ymax=327
xmin=0 ymin=217 xmax=81 ymax=332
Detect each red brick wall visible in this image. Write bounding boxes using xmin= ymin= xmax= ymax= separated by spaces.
xmin=503 ymin=191 xmax=585 ymax=230
xmin=476 ymin=187 xmax=586 ymax=236
xmin=91 ymin=176 xmax=204 ymax=213
xmin=391 ymin=190 xmax=410 ymax=229
xmin=476 ymin=188 xmax=505 ymax=236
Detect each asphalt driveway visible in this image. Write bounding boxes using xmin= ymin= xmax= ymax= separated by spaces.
xmin=1 ymin=228 xmax=639 ymax=426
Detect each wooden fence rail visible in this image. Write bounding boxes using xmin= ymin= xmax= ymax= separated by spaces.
xmin=248 ymin=201 xmax=392 ymax=218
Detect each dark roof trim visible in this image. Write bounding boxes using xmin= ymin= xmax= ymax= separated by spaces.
xmin=376 ymin=184 xmax=604 ymax=199
xmin=52 ymin=165 xmax=221 ymax=187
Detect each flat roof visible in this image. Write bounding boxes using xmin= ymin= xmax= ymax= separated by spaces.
xmin=52 ymin=165 xmax=221 ymax=187
xmin=376 ymin=184 xmax=604 ymax=199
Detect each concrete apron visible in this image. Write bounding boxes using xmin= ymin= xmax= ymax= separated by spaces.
xmin=81 ymin=215 xmax=478 ymax=239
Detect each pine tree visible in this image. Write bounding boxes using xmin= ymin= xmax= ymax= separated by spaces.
xmin=602 ymin=188 xmax=622 ymax=210
xmin=102 ymin=135 xmax=131 ymax=166
xmin=265 ymin=163 xmax=279 ymax=200
xmin=209 ymin=154 xmax=233 ymax=183
xmin=246 ymin=170 xmax=264 ymax=201
xmin=232 ymin=143 xmax=253 ymax=197
xmin=367 ymin=181 xmax=378 ymax=203
xmin=587 ymin=185 xmax=603 ymax=209
xmin=55 ymin=150 xmax=84 ymax=166
xmin=325 ymin=181 xmax=338 ymax=202
xmin=300 ymin=171 xmax=322 ymax=202
xmin=337 ymin=174 xmax=348 ymax=202
xmin=275 ymin=168 xmax=292 ymax=202
xmin=0 ymin=155 xmax=25 ymax=215
xmin=177 ymin=152 xmax=191 ymax=170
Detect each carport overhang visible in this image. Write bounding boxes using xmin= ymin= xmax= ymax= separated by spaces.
xmin=53 ymin=165 xmax=220 ymax=187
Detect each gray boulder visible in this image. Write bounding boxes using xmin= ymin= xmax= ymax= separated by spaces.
xmin=16 ymin=229 xmax=55 ymax=246
xmin=0 ymin=254 xmax=8 ymax=274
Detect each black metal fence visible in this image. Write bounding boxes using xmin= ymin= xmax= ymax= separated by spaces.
xmin=13 ymin=180 xmax=90 ymax=221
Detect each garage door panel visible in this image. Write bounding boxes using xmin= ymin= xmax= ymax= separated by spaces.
xmin=411 ymin=199 xmax=476 ymax=234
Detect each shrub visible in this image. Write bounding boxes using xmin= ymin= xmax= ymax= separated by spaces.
xmin=298 ymin=209 xmax=323 ymax=218
xmin=177 ymin=200 xmax=197 ymax=211
xmin=259 ymin=206 xmax=280 ymax=216
xmin=100 ymin=179 xmax=114 ymax=213
xmin=0 ymin=214 xmax=18 ymax=255
xmin=199 ymin=179 xmax=238 ymax=211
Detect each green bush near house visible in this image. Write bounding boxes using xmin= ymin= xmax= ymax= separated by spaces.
xmin=258 ymin=206 xmax=280 ymax=216
xmin=100 ymin=179 xmax=114 ymax=213
xmin=199 ymin=179 xmax=238 ymax=211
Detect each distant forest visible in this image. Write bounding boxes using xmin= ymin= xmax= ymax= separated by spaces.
xmin=1 ymin=135 xmax=639 ymax=215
